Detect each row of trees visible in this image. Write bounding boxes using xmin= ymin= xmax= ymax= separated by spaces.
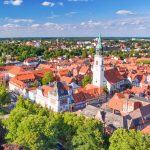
xmin=137 ymin=60 xmax=150 ymax=64
xmin=0 ymin=43 xmax=92 ymax=62
xmin=105 ymin=49 xmax=150 ymax=59
xmin=1 ymin=42 xmax=150 ymax=63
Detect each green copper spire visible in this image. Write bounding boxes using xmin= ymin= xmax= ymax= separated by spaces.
xmin=96 ymin=34 xmax=103 ymax=55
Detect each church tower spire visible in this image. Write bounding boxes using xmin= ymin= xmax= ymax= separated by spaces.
xmin=92 ymin=34 xmax=105 ymax=87
xmin=96 ymin=34 xmax=103 ymax=55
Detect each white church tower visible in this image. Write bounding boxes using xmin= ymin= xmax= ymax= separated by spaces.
xmin=92 ymin=34 xmax=105 ymax=87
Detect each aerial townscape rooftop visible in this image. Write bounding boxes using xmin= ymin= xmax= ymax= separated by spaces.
xmin=1 ymin=0 xmax=150 ymax=150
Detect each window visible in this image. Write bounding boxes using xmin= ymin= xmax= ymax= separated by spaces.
xmin=133 ymin=118 xmax=140 ymax=126
xmin=60 ymin=99 xmax=68 ymax=105
xmin=96 ymin=61 xmax=98 ymax=65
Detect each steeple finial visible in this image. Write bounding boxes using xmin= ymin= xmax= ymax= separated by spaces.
xmin=96 ymin=34 xmax=103 ymax=55
xmin=98 ymin=34 xmax=101 ymax=44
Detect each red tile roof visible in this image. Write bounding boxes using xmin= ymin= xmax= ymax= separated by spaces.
xmin=16 ymin=74 xmax=35 ymax=81
xmin=41 ymin=85 xmax=54 ymax=97
xmin=73 ymin=92 xmax=86 ymax=103
xmin=130 ymin=86 xmax=146 ymax=94
xmin=10 ymin=78 xmax=26 ymax=89
xmin=59 ymin=69 xmax=70 ymax=76
xmin=105 ymin=68 xmax=125 ymax=84
xmin=26 ymin=87 xmax=37 ymax=92
xmin=61 ymin=76 xmax=74 ymax=84
xmin=9 ymin=66 xmax=24 ymax=75
xmin=79 ymin=66 xmax=89 ymax=75
xmin=73 ymin=84 xmax=104 ymax=104
xmin=142 ymin=125 xmax=150 ymax=134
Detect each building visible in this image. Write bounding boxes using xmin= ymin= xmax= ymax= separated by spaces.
xmin=125 ymin=104 xmax=150 ymax=130
xmin=108 ymin=93 xmax=144 ymax=115
xmin=104 ymin=68 xmax=127 ymax=92
xmin=92 ymin=35 xmax=127 ymax=92
xmin=23 ymin=57 xmax=40 ymax=66
xmin=92 ymin=35 xmax=105 ymax=87
xmin=35 ymin=82 xmax=72 ymax=112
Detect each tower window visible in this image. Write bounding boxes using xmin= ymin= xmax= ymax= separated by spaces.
xmin=96 ymin=61 xmax=98 ymax=65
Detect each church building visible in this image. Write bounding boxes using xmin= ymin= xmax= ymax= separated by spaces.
xmin=93 ymin=35 xmax=105 ymax=87
xmin=92 ymin=35 xmax=127 ymax=93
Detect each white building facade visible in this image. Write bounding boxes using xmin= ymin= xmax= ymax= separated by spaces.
xmin=93 ymin=35 xmax=105 ymax=87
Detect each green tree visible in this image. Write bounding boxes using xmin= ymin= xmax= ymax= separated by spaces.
xmin=61 ymin=112 xmax=85 ymax=149
xmin=82 ymin=74 xmax=92 ymax=87
xmin=0 ymin=85 xmax=10 ymax=107
xmin=89 ymin=48 xmax=95 ymax=56
xmin=109 ymin=128 xmax=150 ymax=150
xmin=3 ymin=108 xmax=30 ymax=141
xmin=0 ymin=62 xmax=4 ymax=66
xmin=1 ymin=54 xmax=6 ymax=62
xmin=81 ymin=50 xmax=88 ymax=58
xmin=72 ymin=119 xmax=104 ymax=150
xmin=14 ymin=115 xmax=56 ymax=150
xmin=42 ymin=72 xmax=54 ymax=85
xmin=3 ymin=97 xmax=107 ymax=150
xmin=102 ymin=86 xmax=108 ymax=94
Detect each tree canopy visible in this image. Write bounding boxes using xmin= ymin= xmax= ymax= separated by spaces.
xmin=3 ymin=96 xmax=106 ymax=150
xmin=82 ymin=74 xmax=92 ymax=87
xmin=109 ymin=128 xmax=150 ymax=150
xmin=0 ymin=85 xmax=10 ymax=107
xmin=42 ymin=72 xmax=54 ymax=85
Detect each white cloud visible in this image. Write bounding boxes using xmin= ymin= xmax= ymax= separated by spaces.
xmin=58 ymin=2 xmax=63 ymax=6
xmin=81 ymin=20 xmax=102 ymax=28
xmin=1 ymin=16 xmax=150 ymax=37
xmin=41 ymin=1 xmax=55 ymax=7
xmin=68 ymin=0 xmax=89 ymax=2
xmin=5 ymin=18 xmax=34 ymax=23
xmin=4 ymin=0 xmax=23 ymax=6
xmin=3 ymin=23 xmax=20 ymax=28
xmin=66 ymin=12 xmax=78 ymax=16
xmin=31 ymin=24 xmax=40 ymax=28
xmin=47 ymin=14 xmax=60 ymax=19
xmin=116 ymin=10 xmax=134 ymax=15
xmin=43 ymin=22 xmax=64 ymax=30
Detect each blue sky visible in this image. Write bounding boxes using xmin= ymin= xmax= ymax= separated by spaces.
xmin=0 ymin=0 xmax=150 ymax=37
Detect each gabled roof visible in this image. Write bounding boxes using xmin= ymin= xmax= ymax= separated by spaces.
xmin=16 ymin=74 xmax=35 ymax=81
xmin=80 ymin=105 xmax=99 ymax=118
xmin=142 ymin=125 xmax=150 ymax=134
xmin=26 ymin=87 xmax=37 ymax=92
xmin=58 ymin=69 xmax=70 ymax=76
xmin=10 ymin=78 xmax=26 ymax=89
xmin=41 ymin=85 xmax=54 ymax=97
xmin=73 ymin=84 xmax=104 ymax=104
xmin=130 ymin=86 xmax=146 ymax=94
xmin=127 ymin=104 xmax=150 ymax=120
xmin=105 ymin=68 xmax=125 ymax=84
xmin=61 ymin=76 xmax=74 ymax=84
xmin=9 ymin=66 xmax=24 ymax=75
xmin=79 ymin=65 xmax=89 ymax=75
xmin=39 ymin=82 xmax=70 ymax=98
xmin=73 ymin=92 xmax=86 ymax=103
